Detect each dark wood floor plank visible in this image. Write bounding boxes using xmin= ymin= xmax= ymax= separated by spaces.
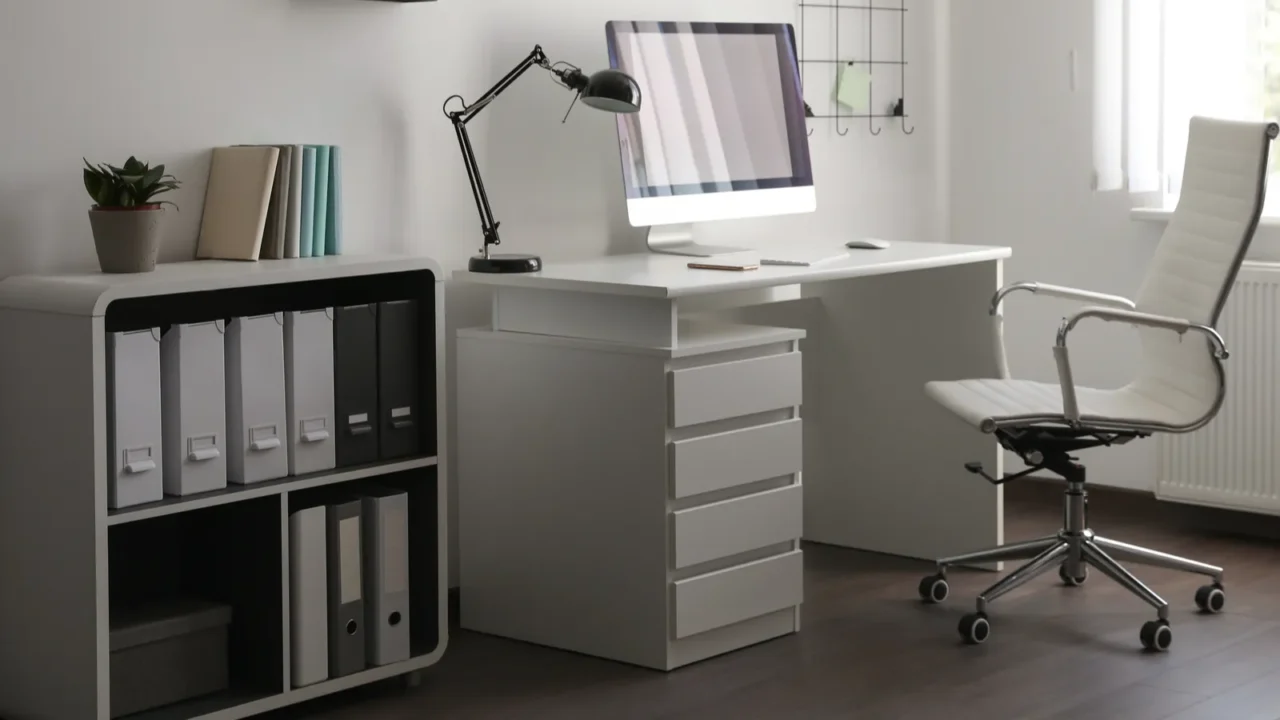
xmin=267 ymin=484 xmax=1280 ymax=720
xmin=1144 ymin=625 xmax=1280 ymax=696
xmin=1162 ymin=667 xmax=1280 ymax=720
xmin=1041 ymin=682 xmax=1206 ymax=720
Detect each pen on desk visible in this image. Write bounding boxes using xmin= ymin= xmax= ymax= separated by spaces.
xmin=688 ymin=262 xmax=760 ymax=271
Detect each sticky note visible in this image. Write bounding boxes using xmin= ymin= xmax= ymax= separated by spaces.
xmin=835 ymin=63 xmax=872 ymax=112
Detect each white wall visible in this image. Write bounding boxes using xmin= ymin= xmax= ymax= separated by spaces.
xmin=947 ymin=0 xmax=1160 ymax=491
xmin=1 ymin=0 xmax=943 ymax=585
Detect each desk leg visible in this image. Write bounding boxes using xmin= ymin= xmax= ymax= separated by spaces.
xmin=750 ymin=260 xmax=1004 ymax=560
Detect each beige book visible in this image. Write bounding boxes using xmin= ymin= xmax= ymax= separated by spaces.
xmin=196 ymin=146 xmax=280 ymax=261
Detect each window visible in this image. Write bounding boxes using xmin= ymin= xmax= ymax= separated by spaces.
xmin=1094 ymin=0 xmax=1280 ymax=208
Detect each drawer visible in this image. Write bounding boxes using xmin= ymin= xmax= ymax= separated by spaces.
xmin=671 ymin=419 xmax=802 ymax=499
xmin=673 ymin=550 xmax=803 ymax=639
xmin=670 ymin=352 xmax=802 ymax=428
xmin=673 ymin=484 xmax=802 ymax=569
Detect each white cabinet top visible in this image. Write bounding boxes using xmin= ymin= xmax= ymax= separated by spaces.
xmin=454 ymin=241 xmax=1010 ymax=298
xmin=0 ymin=255 xmax=442 ymax=316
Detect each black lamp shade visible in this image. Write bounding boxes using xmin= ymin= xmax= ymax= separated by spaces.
xmin=580 ymin=69 xmax=642 ymax=113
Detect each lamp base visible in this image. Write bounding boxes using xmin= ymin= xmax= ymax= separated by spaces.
xmin=469 ymin=253 xmax=542 ymax=274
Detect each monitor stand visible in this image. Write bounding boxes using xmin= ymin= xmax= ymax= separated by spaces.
xmin=647 ymin=224 xmax=749 ymax=257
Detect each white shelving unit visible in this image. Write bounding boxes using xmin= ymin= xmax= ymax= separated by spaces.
xmin=0 ymin=256 xmax=447 ymax=720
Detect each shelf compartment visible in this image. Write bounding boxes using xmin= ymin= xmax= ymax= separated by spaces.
xmin=121 ymin=654 xmax=441 ymax=720
xmin=110 ymin=498 xmax=284 ymax=719
xmin=288 ymin=465 xmax=441 ymax=659
xmin=108 ymin=456 xmax=437 ymax=526
xmin=119 ymin=689 xmax=276 ymax=720
xmin=103 ymin=268 xmax=439 ymax=460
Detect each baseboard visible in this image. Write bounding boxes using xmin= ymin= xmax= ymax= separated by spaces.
xmin=1010 ymin=476 xmax=1280 ymax=542
xmin=1160 ymin=498 xmax=1280 ymax=542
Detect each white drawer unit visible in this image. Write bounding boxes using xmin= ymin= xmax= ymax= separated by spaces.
xmin=671 ymin=418 xmax=802 ymax=499
xmin=673 ymin=550 xmax=804 ymax=639
xmin=669 ymin=352 xmax=802 ymax=428
xmin=672 ymin=484 xmax=803 ymax=569
xmin=460 ymin=320 xmax=805 ymax=671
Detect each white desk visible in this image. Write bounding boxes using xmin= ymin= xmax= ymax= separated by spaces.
xmin=456 ymin=240 xmax=1011 ymax=669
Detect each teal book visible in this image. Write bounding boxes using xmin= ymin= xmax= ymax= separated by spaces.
xmin=311 ymin=145 xmax=332 ymax=257
xmin=326 ymin=146 xmax=343 ymax=256
xmin=299 ymin=146 xmax=317 ymax=258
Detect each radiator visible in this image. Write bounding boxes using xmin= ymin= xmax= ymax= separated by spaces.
xmin=1156 ymin=263 xmax=1280 ymax=515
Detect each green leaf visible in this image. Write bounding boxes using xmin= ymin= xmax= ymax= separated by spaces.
xmin=141 ymin=167 xmax=162 ymax=190
xmin=84 ymin=168 xmax=103 ymax=204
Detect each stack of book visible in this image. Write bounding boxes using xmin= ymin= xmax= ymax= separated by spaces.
xmin=196 ymin=145 xmax=344 ymax=261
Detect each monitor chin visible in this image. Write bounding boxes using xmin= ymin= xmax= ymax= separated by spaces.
xmin=626 ymin=186 xmax=817 ymax=229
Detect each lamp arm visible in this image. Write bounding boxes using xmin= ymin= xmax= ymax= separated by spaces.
xmin=445 ymin=45 xmax=566 ymax=259
xmin=453 ymin=46 xmax=551 ymax=125
xmin=452 ymin=121 xmax=499 ymax=256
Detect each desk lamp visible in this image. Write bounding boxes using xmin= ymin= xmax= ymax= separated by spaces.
xmin=445 ymin=46 xmax=642 ymax=273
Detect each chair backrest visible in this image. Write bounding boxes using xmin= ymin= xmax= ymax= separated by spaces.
xmin=1130 ymin=117 xmax=1277 ymax=429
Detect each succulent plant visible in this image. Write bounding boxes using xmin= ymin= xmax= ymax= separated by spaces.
xmin=84 ymin=156 xmax=181 ymax=210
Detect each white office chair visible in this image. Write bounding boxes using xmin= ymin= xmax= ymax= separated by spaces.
xmin=918 ymin=117 xmax=1278 ymax=652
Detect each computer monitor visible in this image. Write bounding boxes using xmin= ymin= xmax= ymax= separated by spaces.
xmin=606 ymin=21 xmax=817 ymax=256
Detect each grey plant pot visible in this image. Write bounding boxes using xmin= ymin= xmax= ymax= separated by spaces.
xmin=88 ymin=206 xmax=164 ymax=273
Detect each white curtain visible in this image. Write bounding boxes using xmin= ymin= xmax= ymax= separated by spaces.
xmin=1093 ymin=0 xmax=1127 ymax=191
xmin=1093 ymin=0 xmax=1267 ymax=196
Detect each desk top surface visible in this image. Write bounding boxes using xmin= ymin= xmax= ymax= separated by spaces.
xmin=457 ymin=240 xmax=1011 ymax=298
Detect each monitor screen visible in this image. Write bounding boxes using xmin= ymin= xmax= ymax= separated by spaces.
xmin=606 ymin=22 xmax=815 ymax=216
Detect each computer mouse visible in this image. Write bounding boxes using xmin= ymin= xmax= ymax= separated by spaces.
xmin=846 ymin=238 xmax=891 ymax=250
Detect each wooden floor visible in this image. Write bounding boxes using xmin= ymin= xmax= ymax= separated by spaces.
xmin=275 ymin=485 xmax=1280 ymax=720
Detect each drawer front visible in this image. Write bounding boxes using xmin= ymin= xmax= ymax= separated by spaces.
xmin=671 ymin=419 xmax=802 ymax=499
xmin=673 ymin=550 xmax=803 ymax=639
xmin=670 ymin=352 xmax=801 ymax=428
xmin=673 ymin=484 xmax=802 ymax=569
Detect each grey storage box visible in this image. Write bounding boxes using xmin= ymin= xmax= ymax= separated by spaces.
xmin=109 ymin=600 xmax=232 ymax=718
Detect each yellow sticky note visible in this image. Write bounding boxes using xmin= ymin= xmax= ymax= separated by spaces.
xmin=835 ymin=63 xmax=871 ymax=112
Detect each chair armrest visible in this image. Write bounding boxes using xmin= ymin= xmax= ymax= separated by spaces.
xmin=1052 ymin=305 xmax=1230 ymax=423
xmin=1058 ymin=307 xmax=1228 ymax=358
xmin=990 ymin=281 xmax=1137 ymax=315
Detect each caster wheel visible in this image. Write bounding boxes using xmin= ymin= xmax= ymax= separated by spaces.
xmin=1140 ymin=620 xmax=1172 ymax=652
xmin=919 ymin=574 xmax=949 ymax=604
xmin=959 ymin=613 xmax=991 ymax=645
xmin=1195 ymin=584 xmax=1226 ymax=614
xmin=1059 ymin=563 xmax=1088 ymax=587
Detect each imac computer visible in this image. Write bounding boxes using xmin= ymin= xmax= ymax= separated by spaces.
xmin=606 ymin=21 xmax=817 ymax=257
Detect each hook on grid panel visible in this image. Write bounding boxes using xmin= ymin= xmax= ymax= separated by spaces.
xmin=797 ymin=1 xmax=914 ymax=136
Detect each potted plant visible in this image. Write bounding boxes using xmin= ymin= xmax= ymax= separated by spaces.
xmin=84 ymin=157 xmax=181 ymax=273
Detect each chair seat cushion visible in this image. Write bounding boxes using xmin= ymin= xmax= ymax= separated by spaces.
xmin=924 ymin=379 xmax=1190 ymax=433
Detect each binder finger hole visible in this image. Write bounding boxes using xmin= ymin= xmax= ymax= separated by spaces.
xmin=389 ymin=612 xmax=402 ymax=627
xmin=346 ymin=619 xmax=358 ymax=635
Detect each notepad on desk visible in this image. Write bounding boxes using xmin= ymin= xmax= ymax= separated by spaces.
xmin=759 ymin=251 xmax=850 ymax=267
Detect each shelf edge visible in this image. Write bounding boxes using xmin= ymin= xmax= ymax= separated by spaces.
xmin=107 ymin=457 xmax=438 ymax=526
